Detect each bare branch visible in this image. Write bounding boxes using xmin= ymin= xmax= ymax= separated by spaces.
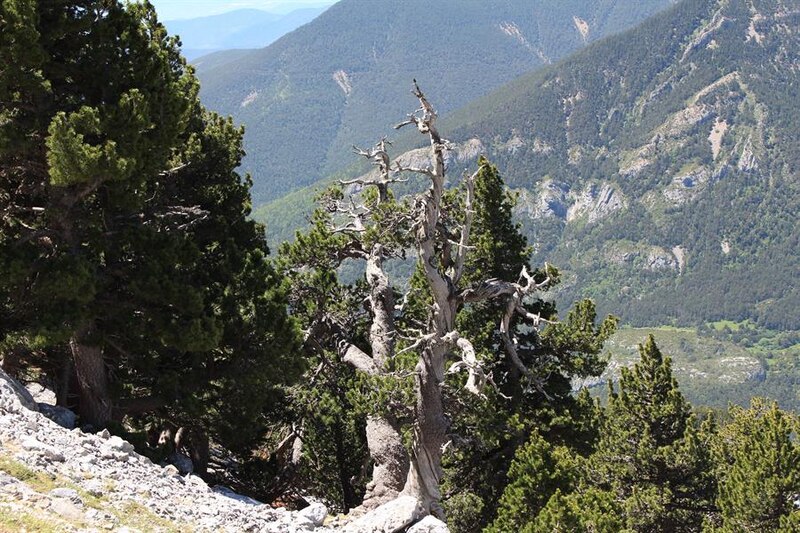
xmin=158 ymin=163 xmax=189 ymax=177
xmin=395 ymin=333 xmax=437 ymax=357
xmin=443 ymin=331 xmax=486 ymax=396
xmin=394 ymin=160 xmax=435 ymax=178
xmin=452 ymin=167 xmax=480 ymax=284
xmin=339 ymin=176 xmax=409 ymax=187
xmin=340 ymin=342 xmax=379 ymax=376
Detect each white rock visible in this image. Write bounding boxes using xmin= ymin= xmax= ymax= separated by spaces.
xmin=187 ymin=474 xmax=208 ymax=490
xmin=26 ymin=382 xmax=57 ymax=404
xmin=21 ymin=437 xmax=65 ymax=462
xmin=0 ymin=368 xmax=38 ymax=412
xmin=106 ymin=435 xmax=135 ymax=454
xmin=344 ymin=496 xmax=425 ymax=533
xmin=50 ymin=487 xmax=82 ymax=504
xmin=162 ymin=464 xmax=180 ymax=477
xmin=407 ymin=516 xmax=450 ymax=533
xmin=294 ymin=515 xmax=317 ymax=530
xmin=49 ymin=498 xmax=84 ymax=520
xmin=299 ymin=502 xmax=328 ymax=527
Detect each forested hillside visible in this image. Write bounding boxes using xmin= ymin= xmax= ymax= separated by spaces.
xmin=443 ymin=0 xmax=800 ymax=330
xmin=197 ymin=0 xmax=673 ymax=203
xmin=261 ymin=0 xmax=800 ymax=332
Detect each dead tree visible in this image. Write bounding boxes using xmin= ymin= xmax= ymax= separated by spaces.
xmin=387 ymin=81 xmax=553 ymax=519
xmin=285 ymin=82 xmax=557 ymax=527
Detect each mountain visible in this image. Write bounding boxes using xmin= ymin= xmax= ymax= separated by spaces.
xmin=440 ymin=0 xmax=800 ymax=330
xmin=258 ymin=0 xmax=800 ymax=332
xmin=197 ymin=0 xmax=675 ymax=204
xmin=164 ymin=7 xmax=328 ymax=60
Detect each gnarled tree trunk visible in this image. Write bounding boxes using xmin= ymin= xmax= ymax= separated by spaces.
xmin=70 ymin=323 xmax=111 ymax=428
xmin=361 ymin=415 xmax=408 ymax=510
xmin=402 ymin=344 xmax=448 ymax=518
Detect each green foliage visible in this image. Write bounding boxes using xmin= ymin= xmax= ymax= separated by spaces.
xmin=587 ymin=336 xmax=716 ymax=531
xmin=0 ymin=1 xmax=302 ymax=463
xmin=709 ymin=399 xmax=800 ymax=532
xmin=494 ymin=336 xmax=717 ymax=531
xmin=486 ymin=432 xmax=581 ymax=533
xmin=440 ymin=161 xmax=615 ymax=530
xmin=198 ymin=0 xmax=673 ymax=204
xmin=530 ymin=488 xmax=623 ymax=533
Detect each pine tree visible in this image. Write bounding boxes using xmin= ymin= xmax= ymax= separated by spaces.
xmin=493 ymin=335 xmax=716 ymax=531
xmin=441 ymin=160 xmax=615 ymax=530
xmin=586 ymin=335 xmax=716 ymax=531
xmin=486 ymin=431 xmax=581 ymax=533
xmin=709 ymin=398 xmax=800 ymax=532
xmin=0 ymin=1 xmax=302 ymax=458
xmin=530 ymin=488 xmax=623 ymax=533
xmin=281 ymin=126 xmax=615 ymax=523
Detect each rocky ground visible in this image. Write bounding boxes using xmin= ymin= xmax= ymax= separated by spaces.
xmin=0 ymin=369 xmax=447 ymax=532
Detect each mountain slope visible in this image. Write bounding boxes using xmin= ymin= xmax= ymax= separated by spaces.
xmin=197 ymin=0 xmax=674 ymax=204
xmin=259 ymin=0 xmax=800 ymax=331
xmin=164 ymin=8 xmax=327 ymax=60
xmin=437 ymin=0 xmax=800 ymax=329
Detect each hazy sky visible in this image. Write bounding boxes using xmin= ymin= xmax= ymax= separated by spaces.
xmin=149 ymin=0 xmax=338 ymax=21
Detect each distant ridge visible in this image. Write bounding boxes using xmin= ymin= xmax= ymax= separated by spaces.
xmin=258 ymin=0 xmax=800 ymax=331
xmin=164 ymin=7 xmax=328 ymax=60
xmin=197 ymin=0 xmax=674 ymax=204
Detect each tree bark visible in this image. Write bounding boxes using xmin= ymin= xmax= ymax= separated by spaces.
xmin=361 ymin=414 xmax=409 ymax=511
xmin=402 ymin=344 xmax=448 ymax=518
xmin=395 ymin=81 xmax=455 ymax=518
xmin=69 ymin=324 xmax=111 ymax=428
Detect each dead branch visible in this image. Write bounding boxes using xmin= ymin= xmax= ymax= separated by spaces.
xmin=443 ymin=331 xmax=486 ymax=396
xmin=452 ymin=167 xmax=481 ymax=284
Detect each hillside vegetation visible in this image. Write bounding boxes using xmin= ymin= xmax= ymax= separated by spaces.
xmin=198 ymin=0 xmax=673 ymax=203
xmin=260 ymin=0 xmax=800 ymax=331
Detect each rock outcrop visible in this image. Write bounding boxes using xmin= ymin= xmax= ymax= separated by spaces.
xmin=0 ymin=369 xmax=334 ymax=532
xmin=0 ymin=368 xmax=451 ymax=532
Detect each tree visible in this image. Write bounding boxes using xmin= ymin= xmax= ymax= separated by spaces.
xmin=492 ymin=336 xmax=716 ymax=531
xmin=588 ymin=335 xmax=716 ymax=531
xmin=709 ymin=398 xmax=800 ymax=532
xmin=282 ymin=82 xmax=616 ymax=527
xmin=0 ymin=0 xmax=302 ymax=459
xmin=586 ymin=335 xmax=715 ymax=531
xmin=486 ymin=430 xmax=582 ymax=533
xmin=439 ymin=158 xmax=614 ymax=530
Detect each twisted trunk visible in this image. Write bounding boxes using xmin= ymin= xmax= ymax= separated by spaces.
xmin=402 ymin=344 xmax=448 ymax=518
xmin=352 ymin=245 xmax=410 ymax=511
xmin=361 ymin=415 xmax=408 ymax=510
xmin=70 ymin=324 xmax=111 ymax=428
xmin=397 ymin=81 xmax=454 ymax=517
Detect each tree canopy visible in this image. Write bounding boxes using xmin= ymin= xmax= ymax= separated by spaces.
xmin=0 ymin=0 xmax=302 ymax=463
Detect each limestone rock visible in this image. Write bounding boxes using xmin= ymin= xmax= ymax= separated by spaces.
xmin=407 ymin=516 xmax=450 ymax=533
xmin=50 ymin=487 xmax=83 ymax=504
xmin=106 ymin=435 xmax=135 ymax=454
xmin=0 ymin=368 xmax=38 ymax=413
xmin=344 ymin=496 xmax=425 ymax=533
xmin=49 ymin=497 xmax=85 ymax=520
xmin=21 ymin=437 xmax=65 ymax=462
xmin=299 ymin=501 xmax=328 ymax=527
xmin=26 ymin=382 xmax=57 ymax=404
xmin=38 ymin=403 xmax=77 ymax=429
